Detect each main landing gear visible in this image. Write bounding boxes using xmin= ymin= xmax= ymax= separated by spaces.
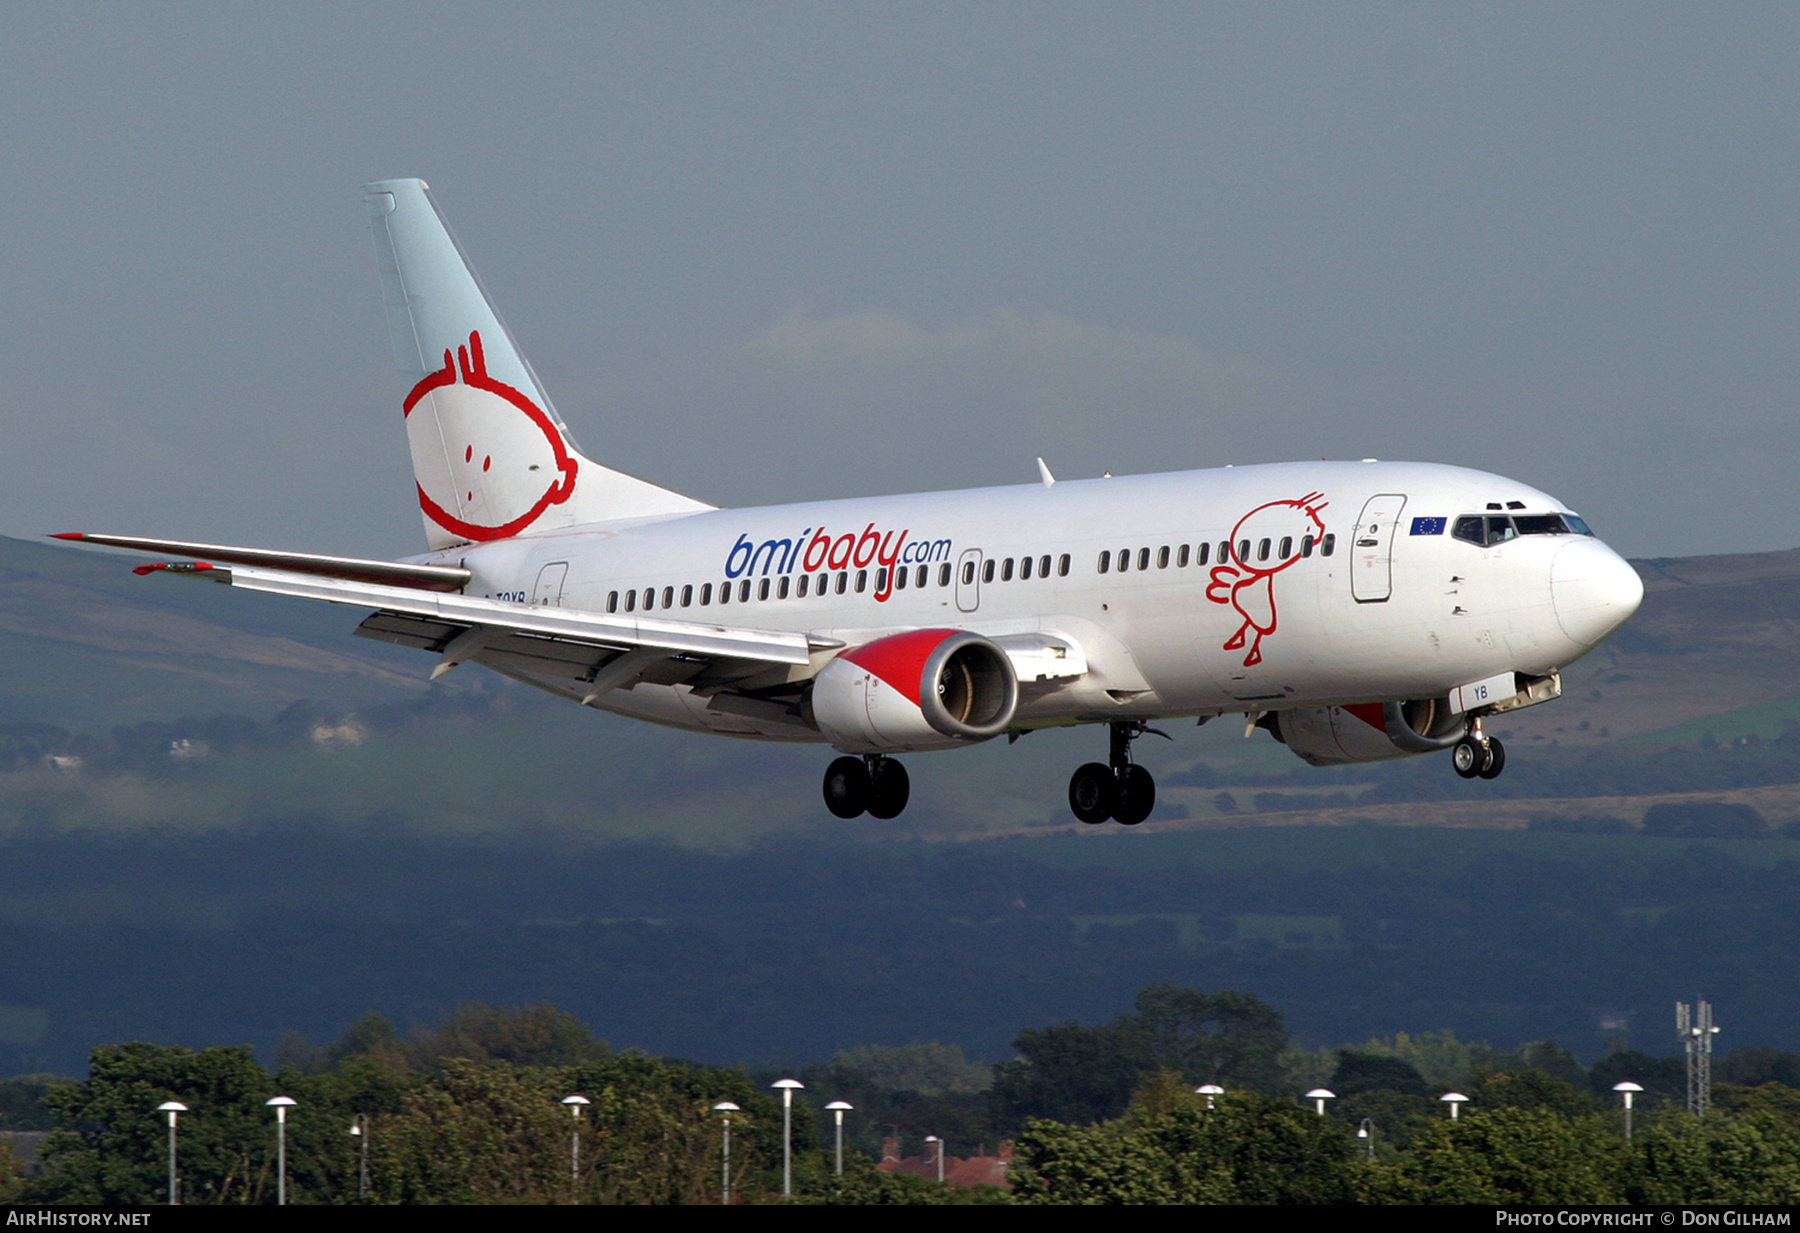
xmin=823 ymin=754 xmax=911 ymax=819
xmin=1451 ymin=721 xmax=1506 ymax=781
xmin=1069 ymin=721 xmax=1166 ymax=826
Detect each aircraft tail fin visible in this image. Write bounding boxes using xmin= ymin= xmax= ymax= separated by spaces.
xmin=364 ymin=179 xmax=712 ymax=551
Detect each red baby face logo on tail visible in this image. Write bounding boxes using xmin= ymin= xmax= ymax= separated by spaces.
xmin=1204 ymin=492 xmax=1328 ymax=667
xmin=404 ymin=330 xmax=578 ymax=542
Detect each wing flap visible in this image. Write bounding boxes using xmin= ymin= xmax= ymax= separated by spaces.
xmin=184 ymin=562 xmax=816 ymax=667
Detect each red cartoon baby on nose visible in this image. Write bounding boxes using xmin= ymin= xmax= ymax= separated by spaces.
xmin=403 ymin=330 xmax=579 ymax=542
xmin=1205 ymin=492 xmax=1328 ymax=667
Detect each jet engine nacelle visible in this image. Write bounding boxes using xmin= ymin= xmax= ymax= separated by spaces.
xmin=1273 ymin=698 xmax=1468 ymax=767
xmin=812 ymin=628 xmax=1019 ymax=753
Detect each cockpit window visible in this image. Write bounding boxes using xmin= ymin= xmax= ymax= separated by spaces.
xmin=1453 ymin=512 xmax=1593 ymax=546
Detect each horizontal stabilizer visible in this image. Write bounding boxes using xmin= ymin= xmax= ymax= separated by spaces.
xmin=51 ymin=533 xmax=472 ymax=593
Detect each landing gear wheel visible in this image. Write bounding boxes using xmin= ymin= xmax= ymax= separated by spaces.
xmin=1112 ymin=764 xmax=1156 ymax=826
xmin=1451 ymin=738 xmax=1484 ymax=780
xmin=1478 ymin=737 xmax=1506 ymax=780
xmin=1069 ymin=763 xmax=1115 ymax=824
xmin=867 ymin=757 xmax=911 ymax=819
xmin=823 ymin=756 xmax=871 ymax=818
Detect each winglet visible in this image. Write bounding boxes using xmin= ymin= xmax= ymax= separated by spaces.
xmin=1037 ymin=458 xmax=1056 ymax=488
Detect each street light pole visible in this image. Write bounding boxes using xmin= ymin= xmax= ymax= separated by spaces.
xmin=348 ymin=1116 xmax=369 ymax=1201
xmin=825 ymin=1102 xmax=853 ymax=1176
xmin=1358 ymin=1118 xmax=1375 ymax=1162
xmin=1440 ymin=1092 xmax=1469 ymax=1120
xmin=1305 ymin=1088 xmax=1335 ymax=1116
xmin=772 ymin=1079 xmax=803 ymax=1197
xmin=561 ymin=1095 xmax=590 ymax=1203
xmin=1195 ymin=1084 xmax=1223 ymax=1110
xmin=924 ymin=1135 xmax=945 ymax=1183
xmin=265 ymin=1097 xmax=296 ymax=1205
xmin=711 ymin=1102 xmax=740 ymax=1205
xmin=156 ymin=1102 xmax=186 ymax=1205
xmin=1613 ymin=1082 xmax=1644 ymax=1141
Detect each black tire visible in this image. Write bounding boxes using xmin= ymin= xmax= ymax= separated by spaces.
xmin=867 ymin=758 xmax=911 ymax=819
xmin=1068 ymin=763 xmax=1115 ymax=824
xmin=1451 ymin=738 xmax=1483 ymax=779
xmin=823 ymin=756 xmax=870 ymax=818
xmin=1112 ymin=764 xmax=1156 ymax=826
xmin=1478 ymin=737 xmax=1506 ymax=780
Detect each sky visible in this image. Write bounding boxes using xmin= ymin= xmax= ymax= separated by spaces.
xmin=0 ymin=4 xmax=1793 ymax=560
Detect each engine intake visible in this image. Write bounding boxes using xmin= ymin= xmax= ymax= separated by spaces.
xmin=812 ymin=629 xmax=1019 ymax=753
xmin=1273 ymin=697 xmax=1468 ymax=766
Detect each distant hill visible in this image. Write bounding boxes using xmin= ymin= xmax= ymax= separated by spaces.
xmin=0 ymin=535 xmax=431 ymax=730
xmin=1514 ymin=545 xmax=1800 ymax=746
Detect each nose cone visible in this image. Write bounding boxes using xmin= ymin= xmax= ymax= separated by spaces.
xmin=1551 ymin=540 xmax=1644 ymax=646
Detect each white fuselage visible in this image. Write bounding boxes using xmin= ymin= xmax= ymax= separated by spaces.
xmin=415 ymin=459 xmax=1641 ymax=743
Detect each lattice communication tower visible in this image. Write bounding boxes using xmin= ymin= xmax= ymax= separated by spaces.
xmin=1677 ymin=999 xmax=1718 ymax=1116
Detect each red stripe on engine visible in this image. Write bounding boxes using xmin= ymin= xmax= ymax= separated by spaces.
xmin=840 ymin=628 xmax=962 ymax=708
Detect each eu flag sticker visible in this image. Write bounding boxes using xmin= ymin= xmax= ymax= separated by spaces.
xmin=1410 ymin=517 xmax=1446 ymax=536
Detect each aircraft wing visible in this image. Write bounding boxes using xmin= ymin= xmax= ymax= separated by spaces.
xmin=52 ymin=532 xmax=472 ymax=592
xmin=74 ymin=543 xmax=836 ymax=708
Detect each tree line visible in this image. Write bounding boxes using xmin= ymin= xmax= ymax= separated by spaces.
xmin=6 ymin=987 xmax=1800 ymax=1203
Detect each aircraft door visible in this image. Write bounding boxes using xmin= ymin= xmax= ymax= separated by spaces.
xmin=532 ymin=561 xmax=569 ymax=606
xmin=955 ymin=549 xmax=982 ymax=613
xmin=1350 ymin=495 xmax=1406 ymax=603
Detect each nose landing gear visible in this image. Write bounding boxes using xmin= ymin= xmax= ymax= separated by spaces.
xmin=1068 ymin=722 xmax=1165 ymax=825
xmin=823 ymin=754 xmax=911 ymax=818
xmin=1451 ymin=722 xmax=1506 ymax=780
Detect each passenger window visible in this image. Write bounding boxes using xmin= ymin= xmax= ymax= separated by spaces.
xmin=1058 ymin=554 xmax=1070 ymax=577
xmin=1279 ymin=537 xmax=1292 ymax=559
xmin=607 ymin=591 xmax=618 ymax=613
xmin=1040 ymin=554 xmax=1052 ymax=578
xmin=836 ymin=572 xmax=848 ymax=595
xmin=939 ymin=563 xmax=952 ymax=587
xmin=963 ymin=561 xmax=976 ymax=585
xmin=1321 ymin=534 xmax=1336 ymax=556
xmin=1238 ymin=540 xmax=1250 ymax=563
xmin=1002 ymin=558 xmax=1014 ymax=581
xmin=625 ymin=589 xmax=637 ymax=612
xmin=797 ymin=574 xmax=809 ymax=598
xmin=1157 ymin=546 xmax=1170 ymax=569
xmin=1301 ymin=535 xmax=1314 ymax=558
xmin=1197 ymin=542 xmax=1209 ymax=566
xmin=1097 ymin=551 xmax=1110 ymax=574
xmin=855 ymin=569 xmax=868 ymax=593
xmin=739 ymin=580 xmax=751 ymax=602
xmin=876 ymin=567 xmax=888 ymax=592
xmin=1257 ymin=539 xmax=1270 ymax=562
xmin=718 ymin=580 xmax=730 ymax=604
xmin=778 ymin=575 xmax=790 ymax=599
xmin=1219 ymin=541 xmax=1230 ymax=565
xmin=895 ymin=566 xmax=907 ymax=589
xmin=681 ymin=585 xmax=692 ymax=607
xmin=1137 ymin=547 xmax=1150 ymax=571
xmin=1019 ymin=556 xmax=1032 ymax=580
xmin=1117 ymin=549 xmax=1130 ymax=573
xmin=644 ymin=588 xmax=655 ymax=611
xmin=983 ymin=560 xmax=996 ymax=583
xmin=1176 ymin=545 xmax=1189 ymax=568
xmin=917 ymin=564 xmax=929 ymax=588
xmin=662 ymin=586 xmax=674 ymax=609
xmin=702 ymin=583 xmax=713 ymax=605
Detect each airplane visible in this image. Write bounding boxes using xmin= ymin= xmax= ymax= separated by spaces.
xmin=55 ymin=179 xmax=1645 ymax=825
